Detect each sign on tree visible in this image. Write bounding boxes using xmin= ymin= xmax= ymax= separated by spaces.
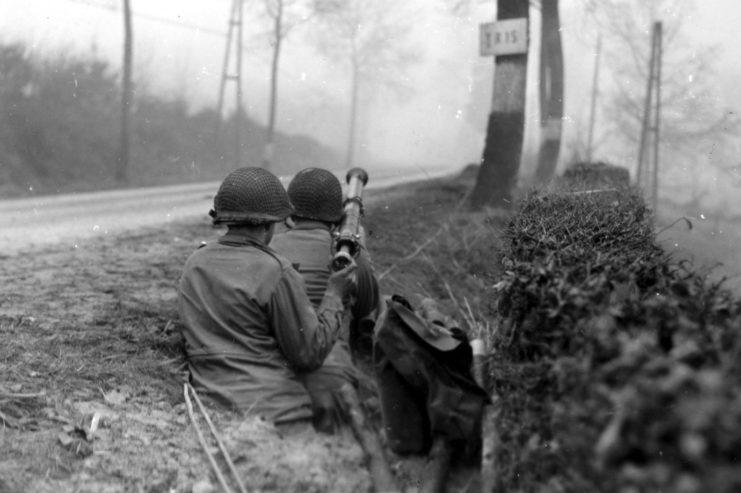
xmin=479 ymin=18 xmax=528 ymax=56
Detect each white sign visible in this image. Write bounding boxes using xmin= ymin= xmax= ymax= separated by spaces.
xmin=479 ymin=18 xmax=528 ymax=56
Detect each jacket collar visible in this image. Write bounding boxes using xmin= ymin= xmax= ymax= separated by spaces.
xmin=218 ymin=230 xmax=268 ymax=247
xmin=291 ymin=219 xmax=333 ymax=232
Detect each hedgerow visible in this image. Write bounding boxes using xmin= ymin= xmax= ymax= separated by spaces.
xmin=486 ymin=181 xmax=741 ymax=492
xmin=0 ymin=41 xmax=340 ymax=197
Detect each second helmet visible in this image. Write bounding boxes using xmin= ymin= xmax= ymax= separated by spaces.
xmin=210 ymin=167 xmax=292 ymax=225
xmin=287 ymin=168 xmax=343 ymax=223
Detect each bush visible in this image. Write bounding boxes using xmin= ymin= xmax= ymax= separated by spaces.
xmin=0 ymin=41 xmax=340 ymax=197
xmin=486 ymin=181 xmax=741 ymax=492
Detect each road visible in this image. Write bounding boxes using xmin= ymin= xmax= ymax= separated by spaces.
xmin=656 ymin=214 xmax=741 ymax=295
xmin=0 ymin=164 xmax=457 ymax=254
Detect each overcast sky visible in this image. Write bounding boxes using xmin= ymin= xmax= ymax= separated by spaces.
xmin=0 ymin=0 xmax=739 ymax=175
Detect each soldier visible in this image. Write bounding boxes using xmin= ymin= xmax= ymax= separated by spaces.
xmin=178 ymin=167 xmax=356 ymax=431
xmin=271 ymin=167 xmax=380 ymax=433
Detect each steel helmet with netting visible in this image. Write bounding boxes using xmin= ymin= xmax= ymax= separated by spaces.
xmin=210 ymin=167 xmax=292 ymax=225
xmin=287 ymin=168 xmax=343 ymax=223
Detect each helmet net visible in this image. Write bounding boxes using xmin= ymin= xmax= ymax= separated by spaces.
xmin=287 ymin=168 xmax=343 ymax=223
xmin=211 ymin=167 xmax=292 ymax=224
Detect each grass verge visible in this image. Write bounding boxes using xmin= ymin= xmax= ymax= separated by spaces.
xmin=0 ymin=170 xmax=501 ymax=492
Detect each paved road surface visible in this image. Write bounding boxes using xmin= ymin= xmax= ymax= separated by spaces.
xmin=0 ymin=165 xmax=457 ymax=254
xmin=656 ymin=215 xmax=741 ymax=294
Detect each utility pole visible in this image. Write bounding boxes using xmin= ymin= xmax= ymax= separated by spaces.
xmin=533 ymin=0 xmax=564 ymax=184
xmin=586 ymin=34 xmax=601 ymax=163
xmin=263 ymin=0 xmax=284 ymax=171
xmin=637 ymin=22 xmax=662 ymax=212
xmin=470 ymin=0 xmax=530 ymax=209
xmin=117 ymin=0 xmax=133 ymax=184
xmin=217 ymin=0 xmax=245 ymax=168
xmin=652 ymin=23 xmax=662 ymax=214
xmin=346 ymin=56 xmax=360 ymax=169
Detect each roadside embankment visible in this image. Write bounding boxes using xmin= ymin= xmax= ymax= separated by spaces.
xmin=4 ymin=166 xmax=739 ymax=492
xmin=0 ymin=169 xmax=499 ymax=492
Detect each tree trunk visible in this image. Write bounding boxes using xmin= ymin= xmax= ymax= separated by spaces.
xmin=345 ymin=47 xmax=359 ymax=169
xmin=264 ymin=0 xmax=283 ymax=170
xmin=533 ymin=0 xmax=564 ymax=185
xmin=586 ymin=35 xmax=602 ymax=163
xmin=117 ymin=0 xmax=133 ymax=185
xmin=234 ymin=0 xmax=245 ymax=167
xmin=470 ymin=0 xmax=529 ymax=209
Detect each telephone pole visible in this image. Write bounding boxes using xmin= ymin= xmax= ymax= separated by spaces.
xmin=216 ymin=0 xmax=246 ymax=167
xmin=533 ymin=0 xmax=564 ymax=184
xmin=636 ymin=22 xmax=663 ymax=212
xmin=471 ymin=0 xmax=530 ymax=209
xmin=586 ymin=34 xmax=602 ymax=163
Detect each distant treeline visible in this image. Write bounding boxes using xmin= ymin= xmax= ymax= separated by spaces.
xmin=0 ymin=41 xmax=340 ymax=198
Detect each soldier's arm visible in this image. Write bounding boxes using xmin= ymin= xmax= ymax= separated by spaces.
xmin=269 ymin=266 xmax=352 ymax=372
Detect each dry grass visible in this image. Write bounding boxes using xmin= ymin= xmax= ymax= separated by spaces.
xmin=0 ymin=209 xmax=376 ymax=491
xmin=0 ymin=171 xmax=496 ymax=492
xmin=365 ymin=174 xmax=508 ymax=336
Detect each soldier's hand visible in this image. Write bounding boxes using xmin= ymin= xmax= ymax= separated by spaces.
xmin=326 ymin=261 xmax=357 ymax=298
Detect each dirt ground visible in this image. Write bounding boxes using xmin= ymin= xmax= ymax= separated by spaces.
xmin=0 ymin=171 xmax=501 ymax=492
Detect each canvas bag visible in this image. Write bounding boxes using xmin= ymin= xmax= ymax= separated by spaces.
xmin=373 ymin=295 xmax=489 ymax=454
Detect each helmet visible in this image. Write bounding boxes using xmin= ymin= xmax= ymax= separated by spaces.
xmin=210 ymin=167 xmax=292 ymax=225
xmin=287 ymin=168 xmax=343 ymax=223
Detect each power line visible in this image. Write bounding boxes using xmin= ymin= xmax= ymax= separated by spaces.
xmin=57 ymin=0 xmax=395 ymax=106
xmin=67 ymin=0 xmax=117 ymax=12
xmin=64 ymin=0 xmax=228 ymax=38
xmin=60 ymin=0 xmax=314 ymax=81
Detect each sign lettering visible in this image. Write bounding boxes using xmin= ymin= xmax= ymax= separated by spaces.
xmin=479 ymin=18 xmax=528 ymax=56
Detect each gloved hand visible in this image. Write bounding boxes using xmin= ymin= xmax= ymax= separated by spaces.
xmin=326 ymin=261 xmax=357 ymax=300
xmin=309 ymin=388 xmax=349 ymax=434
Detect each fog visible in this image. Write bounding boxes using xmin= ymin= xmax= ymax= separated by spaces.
xmin=3 ymin=2 xmax=741 ymax=487
xmin=0 ymin=0 xmax=488 ymax=171
xmin=0 ymin=0 xmax=739 ymax=190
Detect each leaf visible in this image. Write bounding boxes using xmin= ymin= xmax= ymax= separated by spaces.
xmin=76 ymin=412 xmax=103 ymax=441
xmin=58 ymin=430 xmax=94 ymax=457
xmin=103 ymin=388 xmax=129 ymax=406
xmin=0 ymin=410 xmax=20 ymax=429
xmin=57 ymin=432 xmax=74 ymax=447
xmin=192 ymin=479 xmax=215 ymax=493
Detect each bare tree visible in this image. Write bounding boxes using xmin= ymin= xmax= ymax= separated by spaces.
xmin=260 ymin=0 xmax=313 ymax=169
xmin=533 ymin=0 xmax=564 ymax=184
xmin=313 ymin=0 xmax=419 ymax=168
xmin=581 ymin=0 xmax=739 ymax=207
xmin=117 ymin=0 xmax=133 ymax=184
xmin=470 ymin=0 xmax=530 ymax=209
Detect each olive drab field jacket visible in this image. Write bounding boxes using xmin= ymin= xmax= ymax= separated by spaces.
xmin=271 ymin=220 xmax=379 ymax=320
xmin=177 ymin=232 xmax=345 ymax=424
xmin=271 ymin=221 xmax=380 ymax=428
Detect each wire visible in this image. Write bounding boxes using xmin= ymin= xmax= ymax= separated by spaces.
xmin=184 ymin=383 xmax=248 ymax=493
xmin=184 ymin=384 xmax=234 ymax=493
xmin=63 ymin=0 xmax=229 ymax=38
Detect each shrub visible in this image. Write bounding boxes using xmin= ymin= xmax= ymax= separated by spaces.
xmin=486 ymin=183 xmax=741 ymax=492
xmin=0 ymin=40 xmax=340 ymax=197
